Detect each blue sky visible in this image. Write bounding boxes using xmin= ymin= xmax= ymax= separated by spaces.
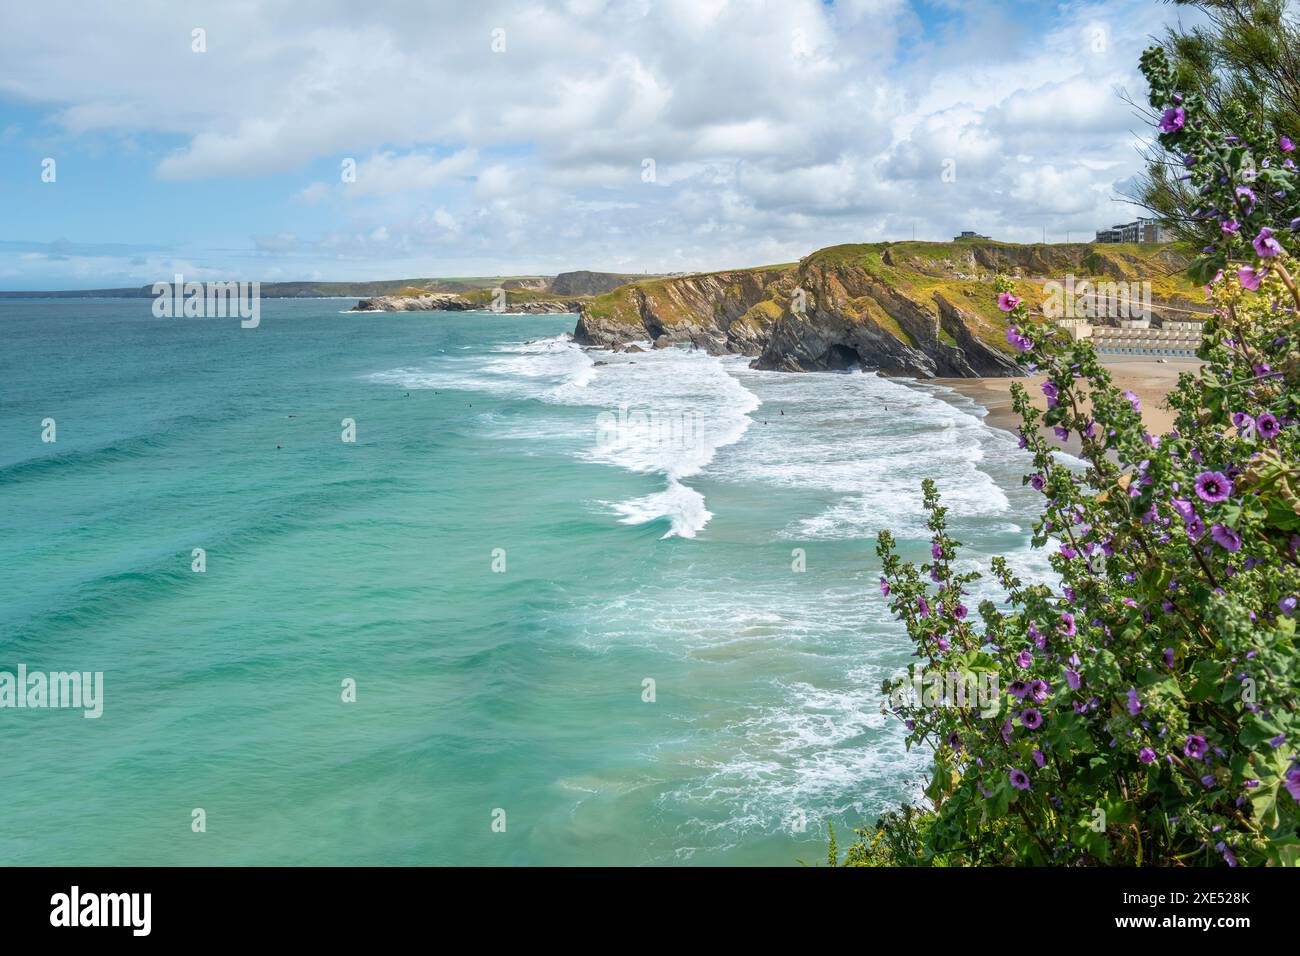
xmin=0 ymin=0 xmax=1195 ymax=289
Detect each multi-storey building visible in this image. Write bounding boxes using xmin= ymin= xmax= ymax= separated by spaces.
xmin=1094 ymin=217 xmax=1171 ymax=244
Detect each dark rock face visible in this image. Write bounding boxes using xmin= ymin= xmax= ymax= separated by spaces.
xmin=748 ymin=265 xmax=1019 ymax=377
xmin=549 ymin=271 xmax=650 ymax=297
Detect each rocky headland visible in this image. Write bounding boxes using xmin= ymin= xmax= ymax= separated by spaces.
xmin=574 ymin=240 xmax=1204 ymax=378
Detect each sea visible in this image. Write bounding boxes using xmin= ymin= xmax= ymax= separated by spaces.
xmin=0 ymin=299 xmax=1051 ymax=865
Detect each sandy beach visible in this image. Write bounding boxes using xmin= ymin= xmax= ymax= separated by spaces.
xmin=937 ymin=356 xmax=1202 ymax=453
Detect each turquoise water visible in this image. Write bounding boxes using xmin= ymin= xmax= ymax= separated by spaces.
xmin=0 ymin=299 xmax=1047 ymax=865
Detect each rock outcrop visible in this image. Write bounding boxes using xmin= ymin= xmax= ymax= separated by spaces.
xmin=573 ymin=267 xmax=793 ymax=353
xmin=351 ymin=291 xmax=582 ymax=314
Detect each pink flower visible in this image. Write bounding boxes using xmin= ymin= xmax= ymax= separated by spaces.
xmin=997 ymin=292 xmax=1021 ymax=312
xmin=1281 ymin=136 xmax=1295 ymax=152
xmin=1238 ymin=266 xmax=1264 ymax=291
xmin=1253 ymin=227 xmax=1282 ymax=258
xmin=1158 ymin=106 xmax=1185 ymax=133
xmin=1221 ymin=220 xmax=1240 ymax=235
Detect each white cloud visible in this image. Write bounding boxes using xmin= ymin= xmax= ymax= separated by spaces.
xmin=0 ymin=0 xmax=1202 ymax=280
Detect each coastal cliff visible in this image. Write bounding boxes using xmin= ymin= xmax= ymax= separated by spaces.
xmin=573 ymin=240 xmax=1202 ymax=378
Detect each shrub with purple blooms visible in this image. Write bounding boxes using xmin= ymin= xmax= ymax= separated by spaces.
xmin=850 ymin=47 xmax=1300 ymax=867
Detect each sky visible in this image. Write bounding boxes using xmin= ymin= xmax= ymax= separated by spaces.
xmin=0 ymin=0 xmax=1201 ymax=289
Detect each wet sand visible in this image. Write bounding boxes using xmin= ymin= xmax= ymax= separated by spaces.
xmin=936 ymin=356 xmax=1201 ymax=451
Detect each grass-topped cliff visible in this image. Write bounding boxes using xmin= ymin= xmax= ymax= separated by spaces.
xmin=573 ymin=240 xmax=1207 ymax=378
xmin=350 ymin=269 xmax=656 ymax=314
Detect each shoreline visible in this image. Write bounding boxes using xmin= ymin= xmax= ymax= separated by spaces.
xmin=933 ymin=356 xmax=1202 ymax=453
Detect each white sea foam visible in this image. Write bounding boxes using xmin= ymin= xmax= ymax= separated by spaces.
xmin=605 ymin=480 xmax=713 ymax=539
xmin=369 ymin=331 xmax=1049 ymax=836
xmin=715 ymin=366 xmax=1027 ymax=540
xmin=370 ymin=337 xmax=758 ymax=538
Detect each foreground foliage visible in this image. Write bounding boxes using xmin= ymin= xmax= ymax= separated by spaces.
xmin=848 ymin=44 xmax=1300 ymax=867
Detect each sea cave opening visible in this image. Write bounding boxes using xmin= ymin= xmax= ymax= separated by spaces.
xmin=822 ymin=344 xmax=861 ymax=370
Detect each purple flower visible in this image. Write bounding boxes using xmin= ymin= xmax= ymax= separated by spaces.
xmin=1185 ymin=515 xmax=1206 ymax=539
xmin=1281 ymin=595 xmax=1297 ymax=616
xmin=1210 ymin=524 xmax=1242 ymax=553
xmin=1029 ymin=679 xmax=1050 ymax=702
xmin=1254 ymin=227 xmax=1283 ymax=258
xmin=1006 ymin=327 xmax=1033 ymax=352
xmin=1158 ymin=106 xmax=1185 ymax=133
xmin=1235 ymin=186 xmax=1257 ymax=213
xmin=880 ymin=578 xmax=889 ymax=597
xmin=1282 ymin=135 xmax=1295 ymax=152
xmin=1126 ymin=687 xmax=1142 ymax=716
xmin=1016 ymin=650 xmax=1032 ymax=669
xmin=917 ymin=597 xmax=930 ymax=617
xmin=1064 ymin=667 xmax=1080 ymax=690
xmin=1194 ymin=471 xmax=1232 ymax=503
xmin=953 ymin=603 xmax=968 ymax=620
xmin=1184 ymin=734 xmax=1209 ymax=760
xmin=1032 ymin=749 xmax=1046 ymax=768
xmin=1060 ymin=612 xmax=1076 ymax=637
xmin=1221 ymin=219 xmax=1240 ymax=235
xmin=1257 ymin=413 xmax=1281 ymax=439
xmin=1053 ymin=426 xmax=1069 ymax=442
xmin=1021 ymin=708 xmax=1043 ymax=730
xmin=936 ymin=635 xmax=949 ymax=652
xmin=1286 ymin=767 xmax=1300 ymax=803
xmin=1238 ymin=266 xmax=1264 ymax=291
xmin=1139 ymin=747 xmax=1156 ymax=764
xmin=1008 ymin=679 xmax=1029 ymax=699
xmin=947 ymin=731 xmax=962 ymax=750
xmin=1009 ymin=768 xmax=1030 ymax=791
xmin=997 ymin=292 xmax=1021 ymax=312
xmin=1121 ymin=390 xmax=1141 ymax=413
xmin=1030 ymin=474 xmax=1045 ymax=491
xmin=931 ymin=543 xmax=943 ymax=559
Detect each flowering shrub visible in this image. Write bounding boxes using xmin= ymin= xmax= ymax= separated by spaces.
xmin=855 ymin=46 xmax=1300 ymax=866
